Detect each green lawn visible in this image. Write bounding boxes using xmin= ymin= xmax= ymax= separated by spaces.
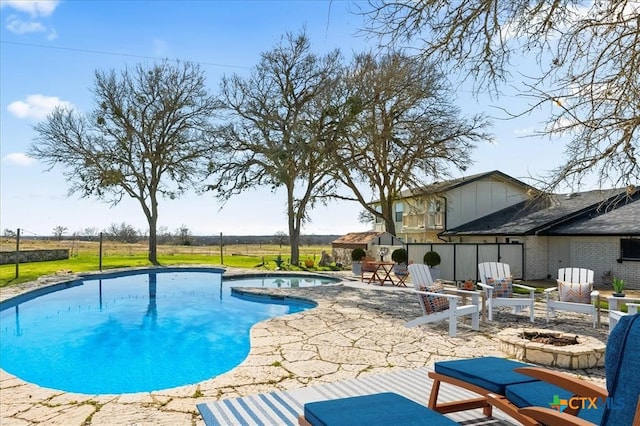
xmin=0 ymin=251 xmax=338 ymax=288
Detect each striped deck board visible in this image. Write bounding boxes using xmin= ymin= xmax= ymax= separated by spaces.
xmin=197 ymin=367 xmax=518 ymax=426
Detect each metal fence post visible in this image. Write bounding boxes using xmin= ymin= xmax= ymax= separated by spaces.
xmin=99 ymin=232 xmax=103 ymax=271
xmin=15 ymin=228 xmax=20 ymax=279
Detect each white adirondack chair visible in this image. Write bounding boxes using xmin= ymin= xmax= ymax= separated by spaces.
xmin=406 ymin=263 xmax=480 ymax=337
xmin=477 ymin=262 xmax=535 ymax=322
xmin=544 ymin=268 xmax=598 ymax=328
xmin=608 ymin=298 xmax=640 ymax=332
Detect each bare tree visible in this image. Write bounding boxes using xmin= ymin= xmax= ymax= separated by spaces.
xmin=331 ymin=52 xmax=490 ymax=234
xmin=209 ymin=31 xmax=344 ymax=265
xmin=274 ymin=231 xmax=288 ymax=248
xmin=362 ymin=1 xmax=640 ymax=191
xmin=104 ymin=222 xmax=138 ymax=243
xmin=52 ymin=225 xmax=67 ymax=241
xmin=175 ymin=225 xmax=192 ymax=246
xmin=82 ymin=227 xmax=99 ymax=240
xmin=30 ymin=61 xmax=220 ymax=264
xmin=157 ymin=226 xmax=172 ymax=245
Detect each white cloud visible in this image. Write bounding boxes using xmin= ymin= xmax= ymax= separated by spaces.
xmin=7 ymin=94 xmax=72 ymax=120
xmin=0 ymin=0 xmax=60 ymax=17
xmin=6 ymin=15 xmax=46 ymax=34
xmin=2 ymin=152 xmax=36 ymax=166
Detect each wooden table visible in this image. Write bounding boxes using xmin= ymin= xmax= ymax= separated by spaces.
xmin=367 ymin=261 xmax=396 ymax=286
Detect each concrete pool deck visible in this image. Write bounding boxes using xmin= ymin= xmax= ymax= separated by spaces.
xmin=0 ymin=269 xmax=612 ymax=425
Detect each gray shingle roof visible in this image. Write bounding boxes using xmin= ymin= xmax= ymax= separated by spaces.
xmin=543 ymin=197 xmax=640 ymax=235
xmin=443 ymin=188 xmax=640 ymax=237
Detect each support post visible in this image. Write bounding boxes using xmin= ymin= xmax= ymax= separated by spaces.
xmin=219 ymin=232 xmax=223 ymax=265
xmin=15 ymin=228 xmax=20 ymax=279
xmin=99 ymin=232 xmax=103 ymax=271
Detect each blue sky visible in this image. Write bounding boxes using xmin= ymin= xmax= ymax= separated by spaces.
xmin=1 ymin=0 xmax=573 ymax=237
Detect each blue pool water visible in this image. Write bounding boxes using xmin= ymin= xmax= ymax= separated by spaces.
xmin=0 ymin=269 xmax=334 ymax=394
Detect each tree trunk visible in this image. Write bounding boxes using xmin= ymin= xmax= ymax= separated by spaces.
xmin=148 ymin=219 xmax=158 ymax=265
xmin=286 ymin=184 xmax=300 ymax=265
xmin=383 ymin=216 xmax=396 ymax=235
xmin=381 ymin=201 xmax=397 ymax=235
xmin=147 ymin=195 xmax=159 ymax=265
xmin=289 ymin=227 xmax=300 ymax=266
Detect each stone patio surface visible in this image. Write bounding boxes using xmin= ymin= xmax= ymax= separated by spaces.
xmin=0 ymin=269 xmax=613 ymax=425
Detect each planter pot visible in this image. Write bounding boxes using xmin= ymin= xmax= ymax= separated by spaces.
xmin=429 ymin=267 xmax=440 ymax=281
xmin=612 ymin=293 xmax=625 ymax=298
xmin=352 ymin=262 xmax=362 ymax=276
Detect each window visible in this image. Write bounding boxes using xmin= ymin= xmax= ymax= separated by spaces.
xmin=621 ymin=238 xmax=640 ymax=260
xmin=395 ymin=202 xmax=403 ymax=222
xmin=427 ymin=198 xmax=444 ymax=228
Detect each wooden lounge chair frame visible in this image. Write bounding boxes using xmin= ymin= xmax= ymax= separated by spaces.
xmin=514 ymin=314 xmax=640 ymax=426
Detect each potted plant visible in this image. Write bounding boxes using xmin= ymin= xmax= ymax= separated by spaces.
xmin=391 ymin=248 xmax=408 ymax=274
xmin=423 ymin=251 xmax=441 ymax=280
xmin=351 ymin=248 xmax=366 ymax=276
xmin=612 ymin=276 xmax=625 ymax=297
xmin=274 ymin=254 xmax=285 ymax=270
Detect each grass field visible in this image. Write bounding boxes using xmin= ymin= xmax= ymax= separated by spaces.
xmin=0 ymin=239 xmax=336 ymax=287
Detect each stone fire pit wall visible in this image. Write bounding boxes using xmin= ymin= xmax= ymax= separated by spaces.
xmin=496 ymin=328 xmax=606 ymax=370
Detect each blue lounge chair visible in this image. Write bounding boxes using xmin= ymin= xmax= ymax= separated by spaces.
xmin=518 ymin=313 xmax=640 ymax=426
xmin=298 ymin=392 xmax=457 ymax=426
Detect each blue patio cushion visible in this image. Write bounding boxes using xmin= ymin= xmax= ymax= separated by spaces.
xmin=303 ymin=392 xmax=457 ymax=426
xmin=434 ymin=356 xmax=537 ymax=394
xmin=602 ymin=313 xmax=640 ymax=425
xmin=506 ymin=381 xmax=604 ymax=424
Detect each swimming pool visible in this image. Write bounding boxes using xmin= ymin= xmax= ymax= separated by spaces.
xmin=0 ymin=269 xmax=338 ymax=394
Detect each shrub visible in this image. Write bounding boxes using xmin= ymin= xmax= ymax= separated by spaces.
xmin=391 ymin=248 xmax=408 ymax=264
xmin=351 ymin=248 xmax=366 ymax=261
xmin=423 ymin=251 xmax=441 ymax=267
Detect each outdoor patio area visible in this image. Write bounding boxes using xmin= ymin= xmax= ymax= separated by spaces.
xmin=0 ymin=270 xmax=615 ymax=425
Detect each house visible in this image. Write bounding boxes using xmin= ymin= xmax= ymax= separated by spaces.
xmin=369 ymin=171 xmax=640 ymax=288
xmin=373 ymin=170 xmax=537 ymax=243
xmin=443 ymin=187 xmax=640 ymax=287
xmin=331 ymin=231 xmax=404 ymax=266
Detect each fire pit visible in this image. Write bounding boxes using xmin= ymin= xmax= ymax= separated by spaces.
xmin=521 ymin=331 xmax=579 ymax=346
xmin=496 ymin=328 xmax=605 ymax=369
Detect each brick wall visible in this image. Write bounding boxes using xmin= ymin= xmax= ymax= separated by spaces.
xmin=524 ymin=235 xmax=549 ymax=280
xmin=569 ymin=237 xmax=640 ymax=289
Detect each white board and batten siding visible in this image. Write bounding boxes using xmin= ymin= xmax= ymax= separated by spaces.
xmin=445 ymin=178 xmax=529 ymax=229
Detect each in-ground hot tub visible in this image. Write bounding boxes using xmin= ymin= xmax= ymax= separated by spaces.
xmin=496 ymin=328 xmax=606 ymax=369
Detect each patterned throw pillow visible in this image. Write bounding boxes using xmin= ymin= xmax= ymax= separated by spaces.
xmin=557 ymin=280 xmax=592 ymax=304
xmin=418 ymin=281 xmax=449 ymax=313
xmin=485 ymin=277 xmax=513 ymax=298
